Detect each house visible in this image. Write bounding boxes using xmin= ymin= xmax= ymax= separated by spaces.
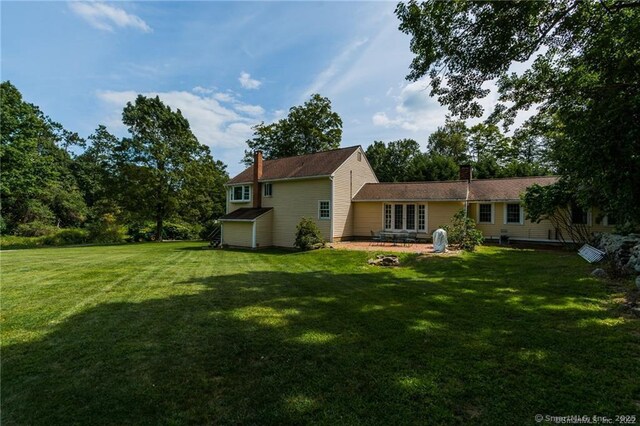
xmin=219 ymin=146 xmax=615 ymax=248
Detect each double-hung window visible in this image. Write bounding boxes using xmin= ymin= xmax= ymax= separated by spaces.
xmin=231 ymin=185 xmax=251 ymax=202
xmin=505 ymin=203 xmax=523 ymax=224
xmin=478 ymin=204 xmax=493 ymax=224
xmin=263 ymin=183 xmax=273 ymax=197
xmin=319 ymin=200 xmax=330 ymax=220
xmin=571 ymin=203 xmax=589 ymax=225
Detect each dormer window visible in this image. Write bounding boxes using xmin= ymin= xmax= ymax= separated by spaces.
xmin=231 ymin=185 xmax=251 ymax=202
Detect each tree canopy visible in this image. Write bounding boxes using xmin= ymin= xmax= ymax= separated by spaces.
xmin=243 ymin=93 xmax=342 ymax=165
xmin=396 ymin=0 xmax=640 ymax=227
xmin=1 ymin=82 xmax=228 ymax=242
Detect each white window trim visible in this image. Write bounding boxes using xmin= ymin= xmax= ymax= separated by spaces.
xmin=503 ymin=203 xmax=524 ymax=225
xmin=230 ymin=185 xmax=251 ymax=203
xmin=263 ymin=183 xmax=272 ymax=197
xmin=417 ymin=204 xmax=428 ymax=232
xmin=384 ymin=203 xmax=426 ymax=232
xmin=318 ymin=200 xmax=331 ymax=220
xmin=477 ymin=203 xmax=495 ymax=225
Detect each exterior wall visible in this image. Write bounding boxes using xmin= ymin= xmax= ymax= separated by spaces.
xmin=470 ymin=203 xmax=617 ymax=241
xmin=470 ymin=202 xmax=553 ymax=241
xmin=353 ymin=202 xmax=384 ymax=237
xmin=332 ymin=147 xmax=378 ymax=240
xmin=222 ymin=222 xmax=253 ymax=247
xmin=353 ymin=201 xmax=465 ymax=239
xmin=255 ymin=211 xmax=273 ymax=248
xmin=427 ymin=201 xmax=465 ymax=233
xmin=261 ymin=178 xmax=332 ymax=247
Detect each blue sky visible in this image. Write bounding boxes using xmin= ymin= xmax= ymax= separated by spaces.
xmin=2 ymin=1 xmax=505 ymax=176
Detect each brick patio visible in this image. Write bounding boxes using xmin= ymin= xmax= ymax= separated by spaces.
xmin=331 ymin=241 xmax=438 ymax=253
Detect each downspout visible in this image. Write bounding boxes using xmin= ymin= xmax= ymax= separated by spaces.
xmin=252 ymin=221 xmax=257 ymax=249
xmin=329 ymin=176 xmax=334 ymax=243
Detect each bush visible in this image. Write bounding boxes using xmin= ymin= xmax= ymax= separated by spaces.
xmin=163 ymin=221 xmax=200 ymax=240
xmin=87 ymin=214 xmax=127 ymax=243
xmin=443 ymin=209 xmax=483 ymax=252
xmin=14 ymin=221 xmax=58 ymax=237
xmin=294 ymin=218 xmax=325 ymax=251
xmin=0 ymin=235 xmax=43 ymax=250
xmin=41 ymin=228 xmax=89 ymax=246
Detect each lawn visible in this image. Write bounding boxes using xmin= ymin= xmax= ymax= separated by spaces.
xmin=2 ymin=242 xmax=638 ymax=425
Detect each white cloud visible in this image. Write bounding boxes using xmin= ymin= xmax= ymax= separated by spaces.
xmin=302 ymin=37 xmax=368 ymax=100
xmin=192 ymin=86 xmax=214 ymax=95
xmin=235 ymin=104 xmax=265 ymax=116
xmin=371 ymin=79 xmax=444 ymax=133
xmin=238 ymin=72 xmax=262 ymax=90
xmin=213 ymin=92 xmax=236 ymax=103
xmin=68 ymin=2 xmax=152 ymax=33
xmin=96 ymin=89 xmax=269 ymax=174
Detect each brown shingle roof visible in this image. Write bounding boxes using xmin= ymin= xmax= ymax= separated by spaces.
xmin=353 ymin=181 xmax=468 ymax=201
xmin=468 ymin=176 xmax=558 ymax=201
xmin=353 ymin=176 xmax=558 ymax=202
xmin=227 ymin=146 xmax=359 ymax=185
xmin=219 ymin=207 xmax=273 ymax=221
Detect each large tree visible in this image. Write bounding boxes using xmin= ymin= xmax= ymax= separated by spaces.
xmin=365 ymin=139 xmax=422 ymax=182
xmin=117 ymin=95 xmax=219 ymax=241
xmin=396 ymin=0 xmax=640 ymax=227
xmin=243 ymin=93 xmax=342 ymax=164
xmin=1 ymin=81 xmax=87 ymax=232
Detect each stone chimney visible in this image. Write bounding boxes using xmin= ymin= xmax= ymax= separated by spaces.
xmin=253 ymin=151 xmax=263 ymax=208
xmin=459 ymin=164 xmax=472 ymax=182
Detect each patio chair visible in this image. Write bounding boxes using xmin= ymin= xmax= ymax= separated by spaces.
xmin=370 ymin=230 xmax=382 ymax=246
xmin=405 ymin=232 xmax=417 ymax=246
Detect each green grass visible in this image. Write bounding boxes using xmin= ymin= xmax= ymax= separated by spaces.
xmin=2 ymin=243 xmax=638 ymax=425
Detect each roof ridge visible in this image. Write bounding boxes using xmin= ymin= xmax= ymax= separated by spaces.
xmin=471 ymin=175 xmax=558 ymax=181
xmin=260 ymin=145 xmax=359 ymax=163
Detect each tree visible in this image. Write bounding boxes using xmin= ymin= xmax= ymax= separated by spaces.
xmin=365 ymin=139 xmax=421 ymax=182
xmin=73 ymin=125 xmax=120 ymax=209
xmin=396 ymin=0 xmax=640 ymax=228
xmin=243 ymin=94 xmax=342 ymax=164
xmin=408 ymin=153 xmax=459 ymax=181
xmin=1 ymin=81 xmax=87 ymax=232
xmin=117 ymin=95 xmax=215 ymax=241
xmin=426 ymin=119 xmax=470 ymax=163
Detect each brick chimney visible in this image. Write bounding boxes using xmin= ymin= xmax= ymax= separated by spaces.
xmin=459 ymin=164 xmax=472 ymax=182
xmin=253 ymin=151 xmax=263 ymax=208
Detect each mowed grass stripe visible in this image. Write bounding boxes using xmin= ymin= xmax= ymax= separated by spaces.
xmin=1 ymin=242 xmax=638 ymax=425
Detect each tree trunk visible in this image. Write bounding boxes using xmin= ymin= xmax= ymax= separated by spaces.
xmin=156 ymin=216 xmax=163 ymax=242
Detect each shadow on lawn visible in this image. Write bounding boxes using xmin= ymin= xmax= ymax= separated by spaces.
xmin=3 ymin=251 xmax=639 ymax=425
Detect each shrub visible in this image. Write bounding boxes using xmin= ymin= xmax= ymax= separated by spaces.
xmin=294 ymin=218 xmax=325 ymax=251
xmin=163 ymin=221 xmax=200 ymax=240
xmin=443 ymin=209 xmax=483 ymax=252
xmin=14 ymin=221 xmax=58 ymax=237
xmin=87 ymin=214 xmax=127 ymax=243
xmin=0 ymin=235 xmax=43 ymax=250
xmin=42 ymin=228 xmax=89 ymax=246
